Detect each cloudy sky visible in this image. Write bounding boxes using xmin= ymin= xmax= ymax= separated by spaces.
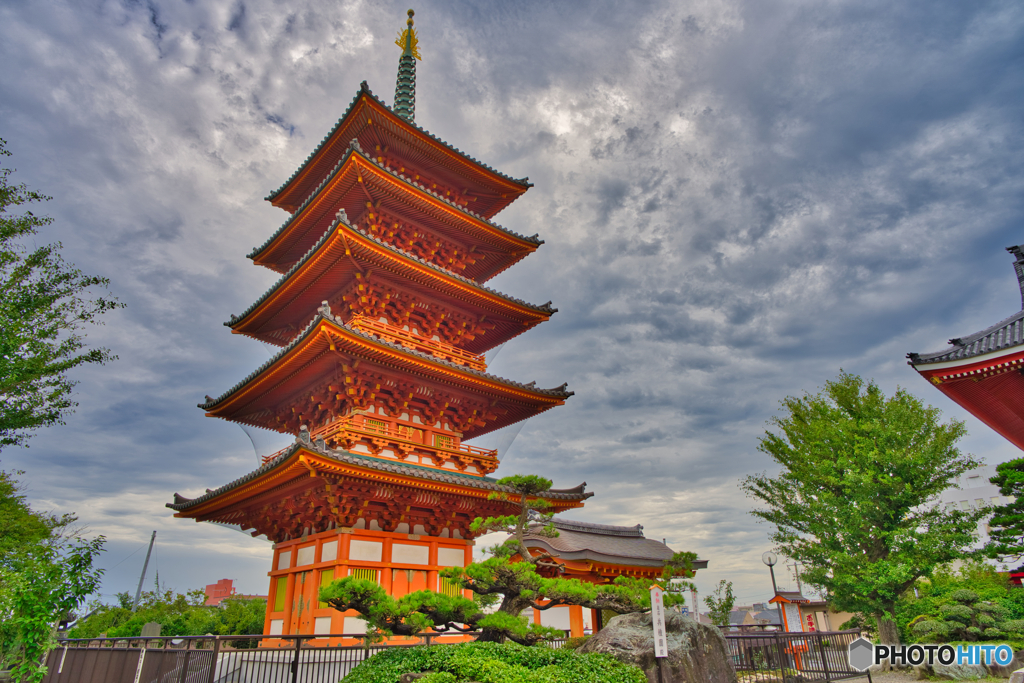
xmin=2 ymin=0 xmax=1024 ymax=610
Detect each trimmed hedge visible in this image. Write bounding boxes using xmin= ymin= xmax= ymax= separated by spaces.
xmin=343 ymin=641 xmax=646 ymax=683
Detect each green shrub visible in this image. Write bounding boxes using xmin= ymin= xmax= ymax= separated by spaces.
xmin=418 ymin=674 xmax=457 ymax=683
xmin=939 ymin=604 xmax=974 ymax=623
xmin=950 ymin=589 xmax=979 ymax=604
xmin=343 ymin=641 xmax=646 ymax=683
xmin=561 ymin=635 xmax=591 ymax=650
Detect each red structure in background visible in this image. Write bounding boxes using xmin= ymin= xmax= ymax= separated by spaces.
xmin=203 ymin=579 xmax=267 ymax=606
xmin=909 ymin=245 xmax=1024 ymax=451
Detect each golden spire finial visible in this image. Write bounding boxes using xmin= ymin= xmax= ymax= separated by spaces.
xmin=395 ymin=8 xmax=421 ymax=60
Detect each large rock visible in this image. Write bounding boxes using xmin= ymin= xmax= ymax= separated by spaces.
xmin=577 ymin=611 xmax=737 ymax=683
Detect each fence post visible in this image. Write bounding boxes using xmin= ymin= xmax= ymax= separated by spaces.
xmin=177 ymin=646 xmax=192 ymax=683
xmin=291 ymin=636 xmax=303 ymax=683
xmin=205 ymin=636 xmax=222 ymax=683
xmin=774 ymin=631 xmax=784 ymax=680
xmin=816 ymin=633 xmax=831 ymax=683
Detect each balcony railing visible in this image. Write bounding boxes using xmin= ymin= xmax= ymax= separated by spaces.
xmin=298 ymin=415 xmax=498 ymax=473
xmin=349 ymin=316 xmax=487 ymax=372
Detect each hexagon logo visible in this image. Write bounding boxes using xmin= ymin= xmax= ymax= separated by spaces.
xmin=848 ymin=637 xmax=874 ymax=671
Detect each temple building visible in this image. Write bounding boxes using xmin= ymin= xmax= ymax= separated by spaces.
xmin=167 ymin=11 xmax=589 ymax=641
xmin=521 ymin=518 xmax=708 ymax=635
xmin=908 ymin=245 xmax=1024 ymax=451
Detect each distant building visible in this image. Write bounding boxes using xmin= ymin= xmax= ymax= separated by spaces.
xmin=203 ymin=579 xmax=267 ymax=607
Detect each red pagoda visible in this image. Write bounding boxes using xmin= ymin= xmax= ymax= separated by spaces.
xmin=908 ymin=244 xmax=1024 ymax=450
xmin=168 ymin=11 xmax=589 ymax=641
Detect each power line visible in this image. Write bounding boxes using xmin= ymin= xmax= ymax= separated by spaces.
xmin=101 ymin=542 xmax=149 ymax=572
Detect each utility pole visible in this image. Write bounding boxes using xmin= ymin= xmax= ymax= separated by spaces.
xmin=788 ymin=562 xmax=804 ymax=594
xmin=132 ymin=531 xmax=156 ymax=612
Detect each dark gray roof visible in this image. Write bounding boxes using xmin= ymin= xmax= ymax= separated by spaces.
xmin=167 ymin=438 xmax=591 ymax=512
xmin=251 ymin=142 xmax=541 ymax=262
xmin=266 ymin=82 xmax=531 ymax=204
xmin=751 ymin=610 xmax=781 ymax=625
xmin=909 ymin=310 xmax=1024 ymax=366
xmin=203 ymin=305 xmax=572 ymax=411
xmin=231 ymin=210 xmax=554 ymax=330
xmin=909 ymin=245 xmax=1024 ymax=366
xmin=521 ymin=516 xmax=709 ymax=568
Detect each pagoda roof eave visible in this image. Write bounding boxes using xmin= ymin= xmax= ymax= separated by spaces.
xmin=167 ymin=441 xmax=591 ymax=517
xmin=250 ymin=143 xmax=542 ymax=271
xmin=227 ymin=219 xmax=554 ymax=348
xmin=266 ymin=83 xmax=532 ymax=213
xmin=202 ymin=311 xmax=572 ymax=436
xmin=908 ymin=309 xmax=1024 ymax=368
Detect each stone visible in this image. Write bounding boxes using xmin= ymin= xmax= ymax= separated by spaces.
xmin=140 ymin=622 xmax=162 ymax=638
xmin=1008 ymin=667 xmax=1024 ymax=683
xmin=988 ymin=655 xmax=1024 ymax=678
xmin=930 ymin=662 xmax=988 ymax=680
xmin=577 ymin=611 xmax=738 ymax=683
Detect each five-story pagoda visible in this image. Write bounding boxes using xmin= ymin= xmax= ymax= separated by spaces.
xmin=167 ymin=11 xmax=588 ymax=641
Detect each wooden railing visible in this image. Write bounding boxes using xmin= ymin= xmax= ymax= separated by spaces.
xmin=333 ymin=414 xmax=498 ymax=460
xmin=349 ymin=316 xmax=487 ymax=371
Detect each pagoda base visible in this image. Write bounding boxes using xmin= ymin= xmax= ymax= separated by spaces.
xmin=263 ymin=525 xmax=473 ymax=644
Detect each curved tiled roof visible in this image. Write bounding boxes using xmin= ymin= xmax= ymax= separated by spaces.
xmin=909 ymin=309 xmax=1024 ymax=366
xmin=203 ymin=307 xmax=572 ymax=411
xmin=230 ymin=213 xmax=555 ymax=329
xmin=909 ymin=245 xmax=1024 ymax=367
xmin=167 ymin=440 xmax=590 ymax=512
xmin=251 ymin=142 xmax=542 ymax=262
xmin=521 ymin=516 xmax=706 ymax=567
xmin=266 ymin=82 xmax=531 ymax=204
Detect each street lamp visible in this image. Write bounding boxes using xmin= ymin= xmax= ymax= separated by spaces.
xmin=762 ymin=551 xmax=785 ymax=632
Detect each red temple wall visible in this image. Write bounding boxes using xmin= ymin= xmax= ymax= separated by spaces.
xmin=262 ymin=525 xmax=473 ymax=645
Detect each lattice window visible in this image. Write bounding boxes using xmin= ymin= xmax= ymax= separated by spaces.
xmin=273 ymin=577 xmax=287 ymax=612
xmin=434 ymin=434 xmax=453 ymax=449
xmin=365 ymin=418 xmax=387 ymax=434
xmin=438 ymin=577 xmax=462 ymax=598
xmin=318 ymin=569 xmax=335 ymax=609
xmin=351 ymin=568 xmax=379 ymax=583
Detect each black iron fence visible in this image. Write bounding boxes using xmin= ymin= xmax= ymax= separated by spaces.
xmin=724 ymin=630 xmax=870 ymax=683
xmin=41 ymin=629 xmax=863 ymax=683
xmin=40 ymin=632 xmax=569 ymax=683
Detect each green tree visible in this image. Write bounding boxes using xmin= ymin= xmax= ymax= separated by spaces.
xmin=704 ymin=580 xmax=735 ymax=627
xmin=322 ymin=474 xmax=700 ymax=644
xmin=69 ymin=589 xmax=267 ymax=645
xmin=0 ymin=469 xmax=104 ymax=682
xmin=985 ymin=458 xmax=1024 ymax=562
xmin=741 ymin=372 xmax=985 ymax=646
xmin=0 ymin=138 xmax=123 ymax=451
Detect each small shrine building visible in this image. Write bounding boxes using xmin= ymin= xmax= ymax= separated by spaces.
xmin=521 ymin=518 xmax=708 ymax=636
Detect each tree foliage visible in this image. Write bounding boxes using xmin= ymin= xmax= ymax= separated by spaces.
xmin=69 ymin=589 xmax=267 ymax=643
xmin=704 ymin=580 xmax=735 ymax=627
xmin=985 ymin=458 xmax=1024 ymax=562
xmin=741 ymin=372 xmax=985 ymax=644
xmin=0 ymin=139 xmax=123 ymax=451
xmin=0 ymin=469 xmax=104 ymax=682
xmin=897 ymin=563 xmax=1024 ymax=645
xmin=323 ymin=474 xmax=700 ymax=644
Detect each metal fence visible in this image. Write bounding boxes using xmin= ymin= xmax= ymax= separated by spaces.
xmin=40 ymin=633 xmax=569 ymax=683
xmin=724 ymin=630 xmax=870 ymax=683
